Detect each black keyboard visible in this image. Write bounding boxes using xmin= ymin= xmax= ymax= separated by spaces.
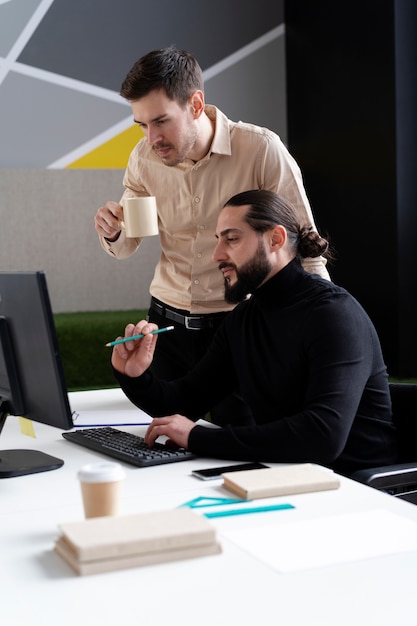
xmin=62 ymin=427 xmax=195 ymax=467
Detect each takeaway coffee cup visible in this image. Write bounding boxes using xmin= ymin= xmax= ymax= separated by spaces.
xmin=120 ymin=196 xmax=159 ymax=237
xmin=77 ymin=462 xmax=125 ymax=518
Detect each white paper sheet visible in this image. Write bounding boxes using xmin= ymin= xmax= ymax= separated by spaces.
xmin=72 ymin=409 xmax=152 ymax=427
xmin=68 ymin=388 xmax=152 ymax=426
xmin=221 ymin=509 xmax=417 ymax=572
xmin=68 ymin=388 xmax=222 ymax=428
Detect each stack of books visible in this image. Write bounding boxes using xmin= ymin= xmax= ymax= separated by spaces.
xmin=55 ymin=508 xmax=221 ymax=575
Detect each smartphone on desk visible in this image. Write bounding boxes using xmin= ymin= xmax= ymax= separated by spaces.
xmin=191 ymin=462 xmax=268 ymax=481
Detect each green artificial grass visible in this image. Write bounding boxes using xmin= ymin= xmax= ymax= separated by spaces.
xmin=54 ymin=310 xmax=147 ymax=391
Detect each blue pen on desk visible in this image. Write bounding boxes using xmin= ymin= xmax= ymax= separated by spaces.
xmin=204 ymin=503 xmax=294 ymax=518
xmin=106 ymin=325 xmax=174 ymax=347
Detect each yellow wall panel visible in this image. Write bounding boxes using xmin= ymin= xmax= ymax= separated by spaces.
xmin=67 ymin=125 xmax=143 ymax=169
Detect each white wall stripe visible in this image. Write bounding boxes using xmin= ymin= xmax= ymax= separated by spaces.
xmin=10 ymin=60 xmax=129 ymax=104
xmin=0 ymin=0 xmax=56 ymax=86
xmin=203 ymin=25 xmax=285 ymax=81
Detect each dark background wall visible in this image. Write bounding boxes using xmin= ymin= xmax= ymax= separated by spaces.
xmin=285 ymin=0 xmax=417 ymax=377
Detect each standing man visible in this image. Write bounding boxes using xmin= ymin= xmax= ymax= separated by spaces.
xmin=94 ymin=46 xmax=329 ymax=424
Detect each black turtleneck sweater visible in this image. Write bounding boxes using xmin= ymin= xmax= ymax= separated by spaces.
xmin=114 ymin=259 xmax=398 ymax=475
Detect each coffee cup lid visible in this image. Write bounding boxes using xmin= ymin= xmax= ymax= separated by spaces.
xmin=77 ymin=462 xmax=125 ymax=483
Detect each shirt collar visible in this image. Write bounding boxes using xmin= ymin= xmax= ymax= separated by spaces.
xmin=254 ymin=259 xmax=308 ymax=308
xmin=205 ymin=105 xmax=232 ymax=157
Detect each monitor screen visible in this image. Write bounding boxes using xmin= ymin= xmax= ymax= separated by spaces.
xmin=0 ymin=271 xmax=74 ymax=477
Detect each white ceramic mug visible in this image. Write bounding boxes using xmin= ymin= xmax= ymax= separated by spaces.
xmin=120 ymin=196 xmax=158 ymax=237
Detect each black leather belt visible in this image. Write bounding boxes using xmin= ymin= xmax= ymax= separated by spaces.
xmin=150 ymin=297 xmax=225 ymax=330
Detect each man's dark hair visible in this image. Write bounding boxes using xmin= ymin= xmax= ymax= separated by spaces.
xmin=120 ymin=46 xmax=204 ymax=105
xmin=224 ymin=189 xmax=330 ymax=260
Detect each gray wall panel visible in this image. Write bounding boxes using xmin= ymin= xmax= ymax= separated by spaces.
xmin=17 ymin=0 xmax=283 ymax=89
xmin=0 ymin=0 xmax=41 ymax=55
xmin=0 ymin=169 xmax=160 ymax=312
xmin=205 ymin=35 xmax=287 ymax=138
xmin=1 ymin=73 xmax=128 ymax=167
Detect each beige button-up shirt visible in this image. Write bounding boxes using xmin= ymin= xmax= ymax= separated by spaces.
xmin=101 ymin=105 xmax=329 ymax=313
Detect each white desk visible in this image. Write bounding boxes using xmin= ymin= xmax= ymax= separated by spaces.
xmin=2 ymin=389 xmax=417 ymax=626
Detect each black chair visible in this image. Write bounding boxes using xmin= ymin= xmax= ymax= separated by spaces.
xmin=351 ymin=383 xmax=417 ymax=505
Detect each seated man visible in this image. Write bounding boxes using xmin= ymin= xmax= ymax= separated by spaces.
xmin=111 ymin=190 xmax=398 ymax=476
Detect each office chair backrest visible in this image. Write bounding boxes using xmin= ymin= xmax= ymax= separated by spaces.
xmin=389 ymin=383 xmax=417 ymax=462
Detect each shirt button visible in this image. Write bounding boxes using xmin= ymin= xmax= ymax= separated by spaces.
xmin=196 ymin=253 xmax=202 ymax=259
xmin=194 ymin=279 xmax=200 ymax=285
xmin=194 ymin=196 xmax=201 ymax=204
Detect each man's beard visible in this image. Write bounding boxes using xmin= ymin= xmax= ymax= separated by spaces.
xmin=153 ymin=125 xmax=198 ymax=167
xmin=223 ymin=241 xmax=272 ymax=304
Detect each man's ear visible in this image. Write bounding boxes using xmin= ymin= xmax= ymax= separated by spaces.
xmin=270 ymin=225 xmax=286 ymax=250
xmin=189 ymin=90 xmax=205 ymax=118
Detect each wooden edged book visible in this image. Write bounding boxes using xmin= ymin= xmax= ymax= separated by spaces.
xmin=54 ymin=507 xmax=221 ymax=576
xmin=221 ymin=463 xmax=340 ymax=500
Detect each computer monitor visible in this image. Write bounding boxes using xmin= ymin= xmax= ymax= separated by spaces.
xmin=0 ymin=270 xmax=74 ymax=478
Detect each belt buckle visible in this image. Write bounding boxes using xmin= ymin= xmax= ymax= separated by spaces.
xmin=185 ymin=316 xmax=201 ymax=330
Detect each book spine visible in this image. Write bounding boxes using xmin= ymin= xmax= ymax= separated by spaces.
xmin=56 ymin=541 xmax=222 ymax=575
xmin=63 ymin=527 xmax=217 ymax=561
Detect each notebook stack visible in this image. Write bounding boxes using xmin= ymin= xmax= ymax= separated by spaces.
xmin=55 ymin=508 xmax=221 ymax=576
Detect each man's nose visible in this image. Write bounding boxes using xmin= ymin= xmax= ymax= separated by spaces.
xmin=147 ymin=127 xmax=162 ymax=146
xmin=212 ymin=241 xmax=226 ymax=263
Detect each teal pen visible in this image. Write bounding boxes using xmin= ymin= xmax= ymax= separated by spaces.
xmin=106 ymin=325 xmax=174 ymax=347
xmin=203 ymin=503 xmax=294 ymax=518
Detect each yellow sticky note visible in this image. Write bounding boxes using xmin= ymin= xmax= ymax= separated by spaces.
xmin=18 ymin=417 xmax=36 ymax=438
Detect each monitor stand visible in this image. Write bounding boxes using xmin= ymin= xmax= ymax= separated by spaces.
xmin=0 ymin=449 xmax=64 ymax=478
xmin=0 ymin=410 xmax=64 ymax=478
